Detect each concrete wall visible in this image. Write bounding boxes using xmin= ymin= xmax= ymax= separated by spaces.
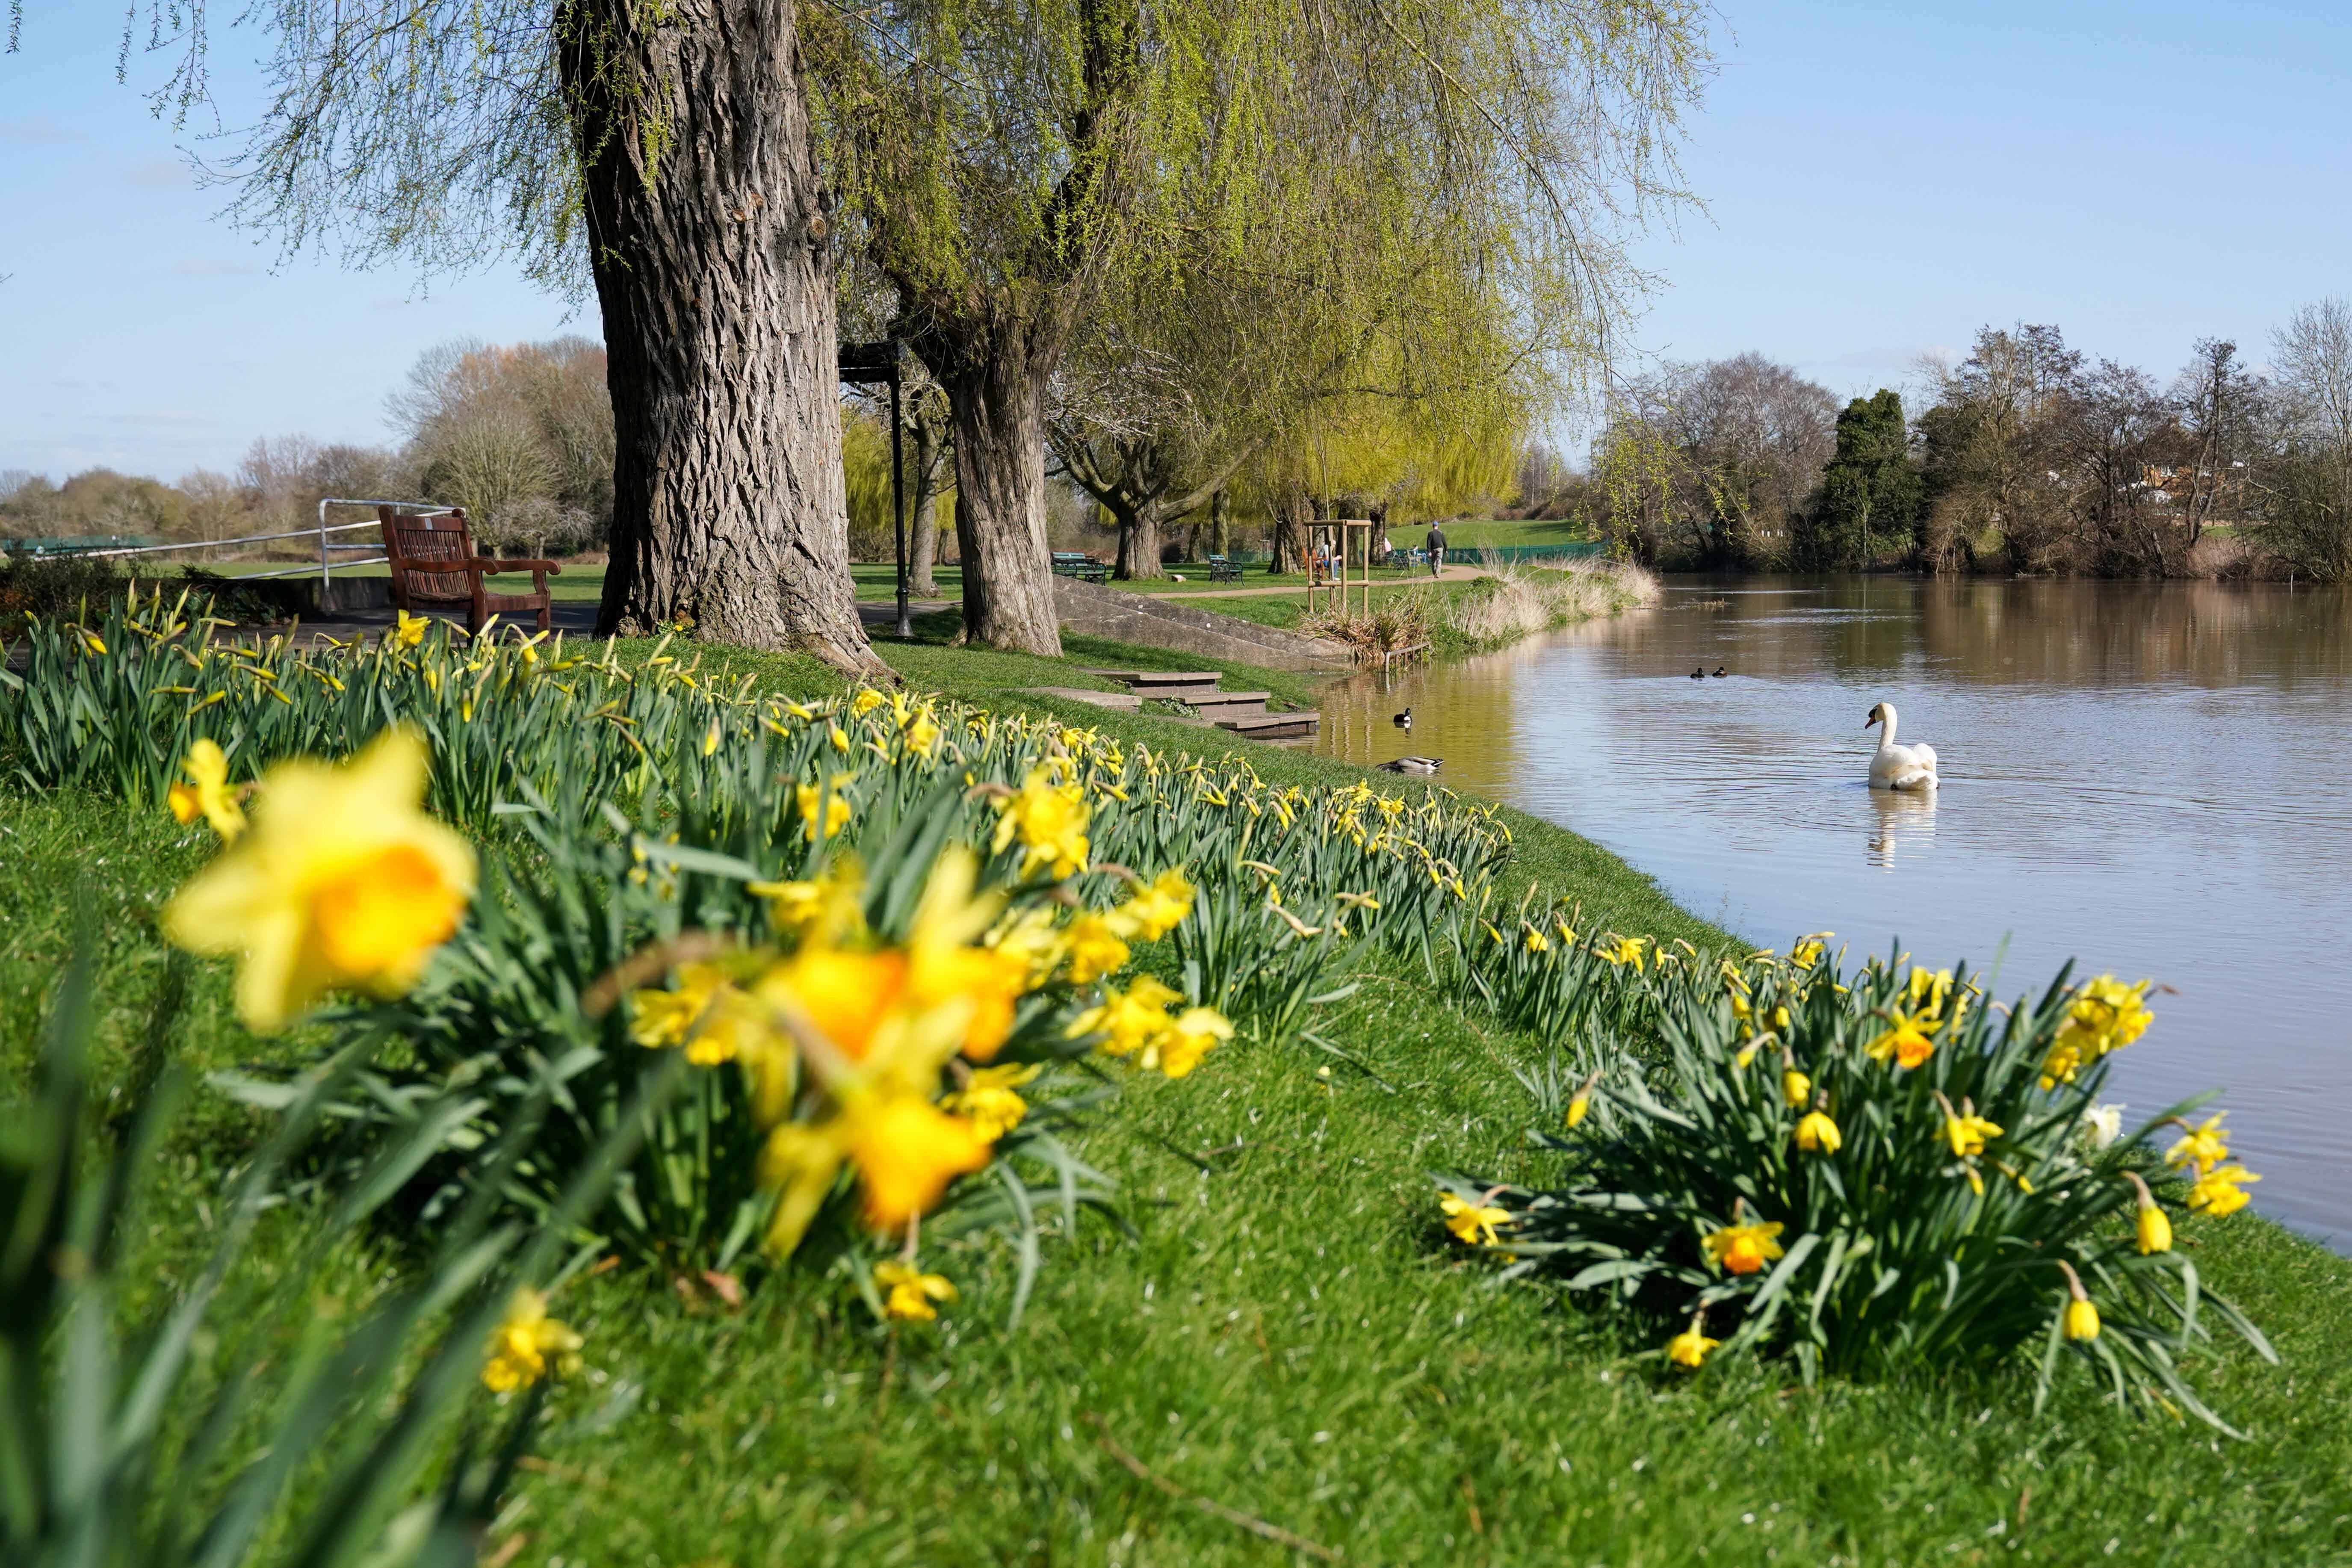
xmin=1053 ymin=576 xmax=1353 ymax=671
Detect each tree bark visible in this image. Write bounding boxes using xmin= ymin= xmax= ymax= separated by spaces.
xmin=559 ymin=0 xmax=884 ymax=677
xmin=1114 ymin=503 xmax=1163 ymax=581
xmin=1210 ymin=487 xmax=1231 ymax=559
xmin=908 ymin=392 xmax=947 ymax=596
xmin=1271 ymin=491 xmax=1308 ymax=573
xmin=922 ymin=325 xmax=1062 ymax=654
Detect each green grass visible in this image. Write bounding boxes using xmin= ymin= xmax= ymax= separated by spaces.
xmin=9 ymin=632 xmax=2350 ymax=1566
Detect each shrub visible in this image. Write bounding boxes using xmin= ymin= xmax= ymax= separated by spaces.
xmin=0 ymin=553 xmax=121 ymax=619
xmin=1436 ymin=945 xmax=2275 ymax=1430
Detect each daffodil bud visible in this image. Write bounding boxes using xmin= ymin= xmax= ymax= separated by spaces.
xmin=1565 ymin=1093 xmax=1590 ymax=1130
xmin=2136 ymin=1203 xmax=2173 ymax=1255
xmin=2063 ymin=1296 xmax=2101 ymax=1342
xmin=1782 ymin=1069 xmax=1811 ymax=1109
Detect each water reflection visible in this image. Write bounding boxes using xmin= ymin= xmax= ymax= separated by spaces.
xmin=1867 ymin=786 xmax=1935 ymax=871
xmin=1318 ymin=575 xmax=2352 ymax=1246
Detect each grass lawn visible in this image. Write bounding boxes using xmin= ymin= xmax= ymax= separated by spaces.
xmin=9 ymin=629 xmax=2351 ymax=1566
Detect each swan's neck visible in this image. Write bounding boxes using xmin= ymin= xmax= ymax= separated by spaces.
xmin=1876 ymin=710 xmax=1899 ymax=750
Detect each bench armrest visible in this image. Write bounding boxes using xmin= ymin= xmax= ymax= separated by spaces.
xmin=466 ymin=557 xmax=562 ymax=575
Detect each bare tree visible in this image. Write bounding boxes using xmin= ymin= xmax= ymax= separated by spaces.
xmin=2171 ymin=338 xmax=2263 ymax=546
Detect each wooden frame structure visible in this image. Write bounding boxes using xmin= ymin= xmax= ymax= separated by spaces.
xmin=1303 ymin=518 xmax=1378 ymax=619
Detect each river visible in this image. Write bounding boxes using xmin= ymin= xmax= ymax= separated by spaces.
xmin=1315 ymin=574 xmax=2352 ymax=1245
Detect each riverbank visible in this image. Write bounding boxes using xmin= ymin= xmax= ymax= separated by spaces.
xmin=7 ymin=621 xmax=2352 ymax=1563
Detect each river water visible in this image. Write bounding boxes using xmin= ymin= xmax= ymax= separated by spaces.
xmin=1316 ymin=575 xmax=2352 ymax=1245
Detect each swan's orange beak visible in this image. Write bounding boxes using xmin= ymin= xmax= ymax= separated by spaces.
xmin=1863 ymin=711 xmax=1878 ymax=728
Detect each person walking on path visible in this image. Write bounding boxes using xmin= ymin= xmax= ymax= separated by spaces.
xmin=1425 ymin=523 xmax=1448 ymax=578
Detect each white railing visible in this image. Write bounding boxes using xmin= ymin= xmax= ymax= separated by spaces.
xmin=80 ymin=499 xmax=449 ymax=587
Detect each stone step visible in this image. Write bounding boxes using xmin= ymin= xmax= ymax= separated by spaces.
xmin=1020 ymin=686 xmax=1143 ymax=711
xmin=1084 ymin=668 xmax=1226 ymax=703
xmin=1189 ymin=690 xmax=1270 ymax=720
xmin=1214 ymin=711 xmax=1321 ymax=741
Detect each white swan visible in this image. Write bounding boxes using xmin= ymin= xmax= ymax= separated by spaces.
xmin=1865 ymin=702 xmax=1938 ymax=791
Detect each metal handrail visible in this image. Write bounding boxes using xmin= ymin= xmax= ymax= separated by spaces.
xmin=74 ymin=498 xmax=448 ymax=590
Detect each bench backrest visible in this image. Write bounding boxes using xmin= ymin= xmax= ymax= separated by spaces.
xmin=382 ymin=508 xmax=475 ymax=605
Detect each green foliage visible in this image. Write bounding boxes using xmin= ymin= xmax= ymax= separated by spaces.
xmin=1439 ymin=945 xmax=2274 ymax=1430
xmin=0 ymin=912 xmax=680 ymax=1568
xmin=1799 ymin=389 xmax=1924 ymax=569
xmin=0 ymin=555 xmax=122 ymax=620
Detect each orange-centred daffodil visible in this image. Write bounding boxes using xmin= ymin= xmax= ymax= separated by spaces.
xmin=482 ymin=1287 xmax=584 ymax=1392
xmin=163 ymin=727 xmax=475 ymax=1031
xmin=874 ymin=1260 xmax=957 ymax=1322
xmin=1864 ymin=1007 xmax=1937 ymax=1069
xmin=1702 ymin=1217 xmax=1785 ymax=1276
xmin=1440 ymin=1191 xmax=1511 ymax=1246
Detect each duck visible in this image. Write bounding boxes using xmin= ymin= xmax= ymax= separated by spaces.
xmin=1377 ymin=756 xmax=1443 ymax=776
xmin=1689 ymin=666 xmax=1705 ymax=679
xmin=1865 ymin=701 xmax=1938 ymax=791
xmin=1393 ymin=708 xmax=1412 ymax=729
xmin=1711 ymin=666 xmax=1727 ymax=678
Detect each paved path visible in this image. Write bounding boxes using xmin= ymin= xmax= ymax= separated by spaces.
xmin=1141 ymin=564 xmax=1493 ymax=600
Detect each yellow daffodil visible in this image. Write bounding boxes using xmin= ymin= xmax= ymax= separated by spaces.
xmin=2064 ymin=1296 xmax=2101 ymax=1342
xmin=1563 ymin=1070 xmax=1602 ymax=1130
xmin=1794 ymin=1110 xmax=1842 ymax=1155
xmin=940 ymin=1062 xmax=1041 ymax=1142
xmin=1781 ymin=1068 xmax=1811 ymax=1110
xmin=162 ymin=728 xmax=475 ymax=1031
xmin=1791 ymin=936 xmax=1828 ymax=970
xmin=1596 ymin=934 xmax=1647 ymax=972
xmin=2136 ymin=1201 xmax=2174 ymax=1255
xmin=1524 ymin=926 xmax=1551 ymax=954
xmin=629 ymin=962 xmax=778 ymax=1069
xmin=1061 ymin=913 xmax=1132 ymax=984
xmin=1066 ymin=975 xmax=1185 ymax=1059
xmin=874 ymin=1260 xmax=957 ymax=1322
xmin=2165 ymin=1112 xmax=2229 ymax=1174
xmin=1106 ymin=868 xmax=1194 ymax=941
xmin=842 ymin=1093 xmax=992 ymax=1227
xmin=392 ymin=609 xmax=429 ymax=648
xmin=2187 ymin=1163 xmax=2259 ymax=1217
xmin=1865 ymin=1007 xmax=1937 ymax=1069
xmin=992 ymin=765 xmax=1091 ymax=880
xmin=1148 ymin=1006 xmax=1232 ymax=1079
xmin=482 ymin=1288 xmax=584 ymax=1392
xmin=2042 ymin=974 xmax=2154 ymax=1087
xmin=1440 ymin=1192 xmax=1510 ymax=1246
xmin=166 ymin=737 xmax=246 ymax=842
xmin=1666 ymin=1324 xmax=1720 ymax=1369
xmin=1703 ymin=1219 xmax=1786 ymax=1276
xmin=1940 ymin=1105 xmax=2003 ymax=1160
xmin=749 ymin=859 xmax=866 ymax=942
xmin=795 ymin=773 xmax=856 ymax=842
xmin=850 ymin=688 xmax=886 ymax=716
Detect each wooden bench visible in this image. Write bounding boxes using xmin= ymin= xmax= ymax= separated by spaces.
xmin=381 ymin=505 xmax=562 ymax=634
xmin=1208 ymin=555 xmax=1243 ymax=583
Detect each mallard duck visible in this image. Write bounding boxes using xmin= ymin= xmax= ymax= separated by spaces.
xmin=1377 ymin=756 xmax=1443 ymax=776
xmin=1865 ymin=702 xmax=1939 ymax=791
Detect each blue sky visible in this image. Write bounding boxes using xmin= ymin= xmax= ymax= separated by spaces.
xmin=4 ymin=2 xmax=2349 ymax=480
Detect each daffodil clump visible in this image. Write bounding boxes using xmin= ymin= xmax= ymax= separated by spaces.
xmin=1436 ymin=946 xmax=2275 ymax=1429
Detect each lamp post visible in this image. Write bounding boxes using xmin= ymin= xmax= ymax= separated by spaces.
xmin=837 ymin=340 xmax=909 ymax=638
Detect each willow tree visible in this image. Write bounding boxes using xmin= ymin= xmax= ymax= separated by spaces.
xmin=809 ymin=0 xmax=1708 ymax=650
xmin=75 ymin=2 xmax=884 ymax=673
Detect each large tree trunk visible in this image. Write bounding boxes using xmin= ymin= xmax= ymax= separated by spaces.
xmin=560 ymin=0 xmax=883 ymax=677
xmin=1270 ymin=491 xmax=1308 ymax=574
xmin=925 ymin=328 xmax=1062 ymax=655
xmin=1113 ymin=504 xmax=1164 ymax=581
xmin=1209 ymin=488 xmax=1231 ymax=559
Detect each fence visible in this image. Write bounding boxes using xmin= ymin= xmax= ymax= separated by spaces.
xmin=9 ymin=500 xmax=446 ymax=586
xmin=3 ymin=534 xmax=162 ymax=558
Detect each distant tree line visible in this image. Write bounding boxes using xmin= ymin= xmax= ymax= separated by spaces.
xmin=1 ymin=337 xmax=612 ymax=563
xmin=1564 ymin=302 xmax=2352 ymax=580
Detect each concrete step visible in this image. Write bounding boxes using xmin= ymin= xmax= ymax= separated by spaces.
xmin=1215 ymin=711 xmax=1321 ymax=741
xmin=1021 ymin=686 xmax=1142 ymax=711
xmin=1084 ymin=668 xmax=1226 ymax=703
xmin=1189 ymin=690 xmax=1270 ymax=720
